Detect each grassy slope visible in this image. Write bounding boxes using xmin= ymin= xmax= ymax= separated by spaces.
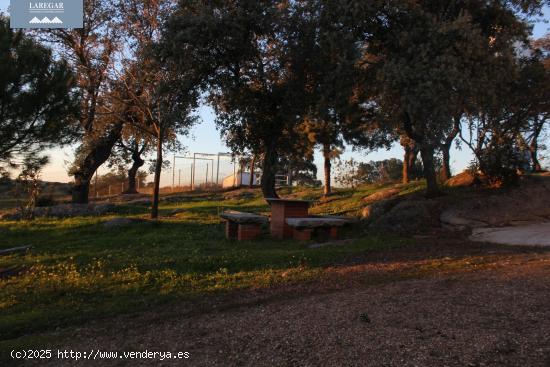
xmin=0 ymin=183 xmax=422 ymax=347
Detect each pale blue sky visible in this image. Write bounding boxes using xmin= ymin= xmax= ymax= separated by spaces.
xmin=2 ymin=1 xmax=549 ymax=185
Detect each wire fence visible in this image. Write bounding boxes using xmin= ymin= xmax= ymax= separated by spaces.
xmin=88 ymin=152 xmax=289 ymax=199
xmin=171 ymin=153 xmax=233 ymax=189
xmin=87 ymin=153 xmax=238 ymax=199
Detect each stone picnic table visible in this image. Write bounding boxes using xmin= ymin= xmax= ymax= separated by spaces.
xmin=286 ymin=216 xmax=355 ymax=240
xmin=220 ymin=210 xmax=268 ymax=241
xmin=219 ymin=200 xmax=356 ymax=242
xmin=265 ymin=198 xmax=312 ymax=239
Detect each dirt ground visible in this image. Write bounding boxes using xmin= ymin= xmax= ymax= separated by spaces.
xmin=32 ymin=238 xmax=550 ymax=367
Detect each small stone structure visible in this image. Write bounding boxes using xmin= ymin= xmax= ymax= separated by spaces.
xmin=220 ymin=210 xmax=268 ymax=241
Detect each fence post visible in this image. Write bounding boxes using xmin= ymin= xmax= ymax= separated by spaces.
xmin=172 ymin=154 xmax=175 ymax=192
xmin=216 ymin=153 xmax=221 ymax=185
xmin=210 ymin=159 xmax=214 ymax=186
xmin=191 ymin=163 xmax=194 ymax=191
xmin=192 ymin=153 xmax=196 ymax=190
xmin=233 ymin=159 xmax=237 ymax=187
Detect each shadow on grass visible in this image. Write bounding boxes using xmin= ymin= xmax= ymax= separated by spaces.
xmin=0 ymin=216 xmax=414 ymax=342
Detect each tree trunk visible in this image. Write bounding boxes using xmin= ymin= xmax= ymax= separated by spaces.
xmin=402 ymin=145 xmax=411 ymax=184
xmin=408 ymin=148 xmax=418 ymax=176
xmin=249 ymin=155 xmax=255 ymax=188
xmin=402 ymin=142 xmax=419 ymax=183
xmin=420 ymin=146 xmax=441 ymax=198
xmin=440 ymin=121 xmax=460 ymax=182
xmin=401 ymin=112 xmax=440 ymax=197
xmin=530 ymin=131 xmax=543 ymax=172
xmin=72 ymin=173 xmax=92 ymax=204
xmin=287 ymin=161 xmax=293 ymax=193
xmin=261 ymin=141 xmax=278 ymax=199
xmin=441 ymin=147 xmax=452 ymax=182
xmin=323 ymin=142 xmax=331 ymax=196
xmin=151 ymin=133 xmax=163 ymax=219
xmin=71 ymin=122 xmax=124 ymax=203
xmin=239 ymin=161 xmax=244 ymax=187
xmin=125 ymin=151 xmax=145 ymax=194
xmin=126 ymin=165 xmax=139 ymax=194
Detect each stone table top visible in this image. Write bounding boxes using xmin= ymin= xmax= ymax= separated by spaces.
xmin=220 ymin=210 xmax=269 ymax=224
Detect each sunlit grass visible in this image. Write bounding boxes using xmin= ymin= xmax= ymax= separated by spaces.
xmin=0 ymin=185 xmax=416 ymax=342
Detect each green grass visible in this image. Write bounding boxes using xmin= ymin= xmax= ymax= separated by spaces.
xmin=305 ymin=180 xmax=425 ymax=216
xmin=0 ymin=186 xmax=413 ymax=346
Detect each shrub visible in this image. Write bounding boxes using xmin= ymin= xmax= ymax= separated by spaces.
xmin=475 ymin=137 xmax=528 ymax=187
xmin=35 ymin=195 xmax=57 ymax=207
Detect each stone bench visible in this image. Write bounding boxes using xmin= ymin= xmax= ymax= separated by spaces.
xmin=285 ymin=216 xmax=354 ymax=241
xmin=220 ymin=210 xmax=268 ymax=241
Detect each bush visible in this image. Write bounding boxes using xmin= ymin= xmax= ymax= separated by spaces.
xmin=476 ymin=138 xmax=528 ymax=187
xmin=35 ymin=195 xmax=57 ymax=207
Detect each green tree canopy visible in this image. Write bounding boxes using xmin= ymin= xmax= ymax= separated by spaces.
xmin=0 ymin=16 xmax=79 ymax=165
xmin=359 ymin=0 xmax=542 ymax=195
xmin=162 ymin=0 xmax=310 ymax=198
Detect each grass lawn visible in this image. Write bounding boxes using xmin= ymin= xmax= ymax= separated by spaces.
xmin=0 ymin=185 xmax=416 ymax=351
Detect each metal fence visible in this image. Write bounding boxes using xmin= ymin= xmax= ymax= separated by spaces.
xmin=171 ymin=152 xmax=234 ymax=190
xmin=88 ymin=151 xmax=289 ymax=199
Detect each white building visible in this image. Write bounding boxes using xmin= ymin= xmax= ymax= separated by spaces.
xmin=222 ymin=172 xmax=261 ymax=188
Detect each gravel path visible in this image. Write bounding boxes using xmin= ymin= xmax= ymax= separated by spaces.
xmin=39 ymin=251 xmax=550 ymax=367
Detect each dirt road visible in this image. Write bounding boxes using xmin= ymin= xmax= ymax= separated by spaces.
xmin=34 ymin=242 xmax=550 ymax=367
